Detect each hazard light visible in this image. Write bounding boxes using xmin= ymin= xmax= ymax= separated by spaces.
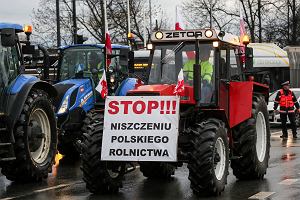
xmin=23 ymin=25 xmax=32 ymax=34
xmin=242 ymin=35 xmax=250 ymax=45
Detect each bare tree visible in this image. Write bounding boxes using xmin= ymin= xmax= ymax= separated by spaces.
xmin=32 ymin=0 xmax=73 ymax=47
xmin=32 ymin=0 xmax=168 ymax=47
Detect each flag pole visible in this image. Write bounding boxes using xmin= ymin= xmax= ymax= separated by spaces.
xmin=127 ymin=0 xmax=131 ymax=47
xmin=103 ymin=0 xmax=108 ymax=71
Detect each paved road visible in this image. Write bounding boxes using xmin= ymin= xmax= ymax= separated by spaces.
xmin=1 ymin=128 xmax=300 ymax=200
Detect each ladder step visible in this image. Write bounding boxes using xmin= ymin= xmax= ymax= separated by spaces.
xmin=0 ymin=128 xmax=7 ymax=131
xmin=0 ymin=143 xmax=12 ymax=147
xmin=0 ymin=157 xmax=16 ymax=161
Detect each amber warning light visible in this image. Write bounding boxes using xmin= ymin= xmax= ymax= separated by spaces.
xmin=24 ymin=25 xmax=33 ymax=35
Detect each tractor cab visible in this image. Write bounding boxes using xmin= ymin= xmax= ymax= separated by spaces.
xmin=54 ymin=44 xmax=131 ymax=115
xmin=131 ymin=29 xmax=262 ymax=107
xmin=0 ymin=24 xmax=23 ymax=94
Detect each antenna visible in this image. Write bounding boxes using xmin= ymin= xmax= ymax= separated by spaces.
xmin=209 ymin=0 xmax=213 ymax=29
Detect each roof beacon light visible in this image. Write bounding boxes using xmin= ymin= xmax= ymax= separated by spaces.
xmin=213 ymin=41 xmax=219 ymax=48
xmin=24 ymin=25 xmax=32 ymax=35
xmin=242 ymin=35 xmax=250 ymax=45
xmin=205 ymin=29 xmax=213 ymax=38
xmin=155 ymin=31 xmax=163 ymax=40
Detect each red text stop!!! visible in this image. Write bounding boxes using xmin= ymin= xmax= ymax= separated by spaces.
xmin=108 ymin=100 xmax=177 ymax=115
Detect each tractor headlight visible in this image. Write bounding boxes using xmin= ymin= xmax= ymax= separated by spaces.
xmin=205 ymin=29 xmax=213 ymax=38
xmin=58 ymin=95 xmax=69 ymax=114
xmin=110 ymin=75 xmax=115 ymax=83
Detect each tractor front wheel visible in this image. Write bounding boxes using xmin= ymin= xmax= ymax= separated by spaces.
xmin=231 ymin=95 xmax=270 ymax=180
xmin=1 ymin=89 xmax=57 ymax=182
xmin=81 ymin=110 xmax=125 ymax=194
xmin=188 ymin=118 xmax=229 ymax=196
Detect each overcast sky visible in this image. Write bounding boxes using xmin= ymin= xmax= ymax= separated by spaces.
xmin=0 ymin=0 xmax=183 ymax=26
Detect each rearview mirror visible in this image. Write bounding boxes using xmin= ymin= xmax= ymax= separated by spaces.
xmin=1 ymin=28 xmax=16 ymax=47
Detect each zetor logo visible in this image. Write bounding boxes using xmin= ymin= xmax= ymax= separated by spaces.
xmin=108 ymin=100 xmax=177 ymax=115
xmin=165 ymin=31 xmax=203 ymax=39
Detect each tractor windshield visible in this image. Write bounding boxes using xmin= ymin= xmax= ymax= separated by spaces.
xmin=148 ymin=43 xmax=215 ymax=86
xmin=0 ymin=36 xmax=19 ymax=87
xmin=59 ymin=46 xmax=104 ymax=81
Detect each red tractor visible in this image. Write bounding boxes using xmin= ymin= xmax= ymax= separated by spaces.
xmin=80 ymin=29 xmax=270 ymax=196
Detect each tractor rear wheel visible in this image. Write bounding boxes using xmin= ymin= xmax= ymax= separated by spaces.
xmin=231 ymin=95 xmax=270 ymax=180
xmin=81 ymin=110 xmax=125 ymax=194
xmin=1 ymin=89 xmax=57 ymax=182
xmin=139 ymin=162 xmax=175 ymax=179
xmin=188 ymin=118 xmax=229 ymax=196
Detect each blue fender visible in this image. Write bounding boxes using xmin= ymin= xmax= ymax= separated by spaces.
xmin=10 ymin=75 xmax=38 ymax=94
xmin=115 ymin=78 xmax=138 ymax=96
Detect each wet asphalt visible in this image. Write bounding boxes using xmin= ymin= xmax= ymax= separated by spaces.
xmin=0 ymin=127 xmax=300 ymax=200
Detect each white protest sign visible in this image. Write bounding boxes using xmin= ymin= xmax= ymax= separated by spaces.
xmin=101 ymin=96 xmax=180 ymax=162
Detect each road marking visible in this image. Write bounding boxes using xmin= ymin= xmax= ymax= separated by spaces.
xmin=248 ymin=192 xmax=275 ymax=199
xmin=0 ymin=181 xmax=83 ymax=200
xmin=278 ymin=179 xmax=299 ymax=185
xmin=272 ymin=131 xmax=282 ymax=135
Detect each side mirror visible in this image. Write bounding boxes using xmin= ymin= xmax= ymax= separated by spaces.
xmin=245 ymin=47 xmax=253 ymax=70
xmin=1 ymin=28 xmax=16 ymax=47
xmin=119 ymin=48 xmax=129 ymax=66
xmin=128 ymin=51 xmax=134 ymax=73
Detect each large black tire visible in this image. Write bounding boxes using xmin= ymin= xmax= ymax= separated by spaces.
xmin=1 ymin=89 xmax=57 ymax=182
xmin=139 ymin=162 xmax=175 ymax=179
xmin=188 ymin=118 xmax=229 ymax=196
xmin=81 ymin=110 xmax=125 ymax=194
xmin=231 ymin=95 xmax=270 ymax=180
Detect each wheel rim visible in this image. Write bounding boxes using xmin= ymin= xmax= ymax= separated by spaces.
xmin=107 ymin=164 xmax=121 ymax=179
xmin=214 ymin=137 xmax=226 ymax=180
xmin=29 ymin=108 xmax=51 ymax=164
xmin=256 ymin=111 xmax=267 ymax=162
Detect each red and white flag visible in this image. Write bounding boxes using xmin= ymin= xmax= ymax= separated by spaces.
xmin=175 ymin=6 xmax=194 ymax=60
xmin=96 ymin=70 xmax=108 ymax=99
xmin=174 ymin=69 xmax=185 ymax=96
xmin=105 ymin=31 xmax=112 ymax=67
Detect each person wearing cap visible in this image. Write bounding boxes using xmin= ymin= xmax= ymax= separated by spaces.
xmin=273 ymin=81 xmax=300 ymax=139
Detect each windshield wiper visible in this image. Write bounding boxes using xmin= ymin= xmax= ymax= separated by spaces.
xmin=161 ymin=42 xmax=185 ymax=63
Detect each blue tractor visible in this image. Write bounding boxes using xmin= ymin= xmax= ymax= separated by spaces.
xmin=53 ymin=44 xmax=137 ymax=157
xmin=0 ymin=23 xmax=57 ymax=181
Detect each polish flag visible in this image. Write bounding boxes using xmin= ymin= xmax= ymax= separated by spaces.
xmin=239 ymin=3 xmax=246 ymax=63
xmin=95 ymin=70 xmax=108 ymax=99
xmin=174 ymin=69 xmax=185 ymax=96
xmin=175 ymin=6 xmax=194 ymax=59
xmin=105 ymin=31 xmax=112 ymax=67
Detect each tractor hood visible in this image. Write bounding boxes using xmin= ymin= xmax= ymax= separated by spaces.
xmin=54 ymin=79 xmax=94 ymax=115
xmin=127 ymin=84 xmax=176 ymax=96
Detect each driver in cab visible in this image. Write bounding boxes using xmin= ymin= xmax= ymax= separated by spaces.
xmin=183 ymin=50 xmax=213 ymax=103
